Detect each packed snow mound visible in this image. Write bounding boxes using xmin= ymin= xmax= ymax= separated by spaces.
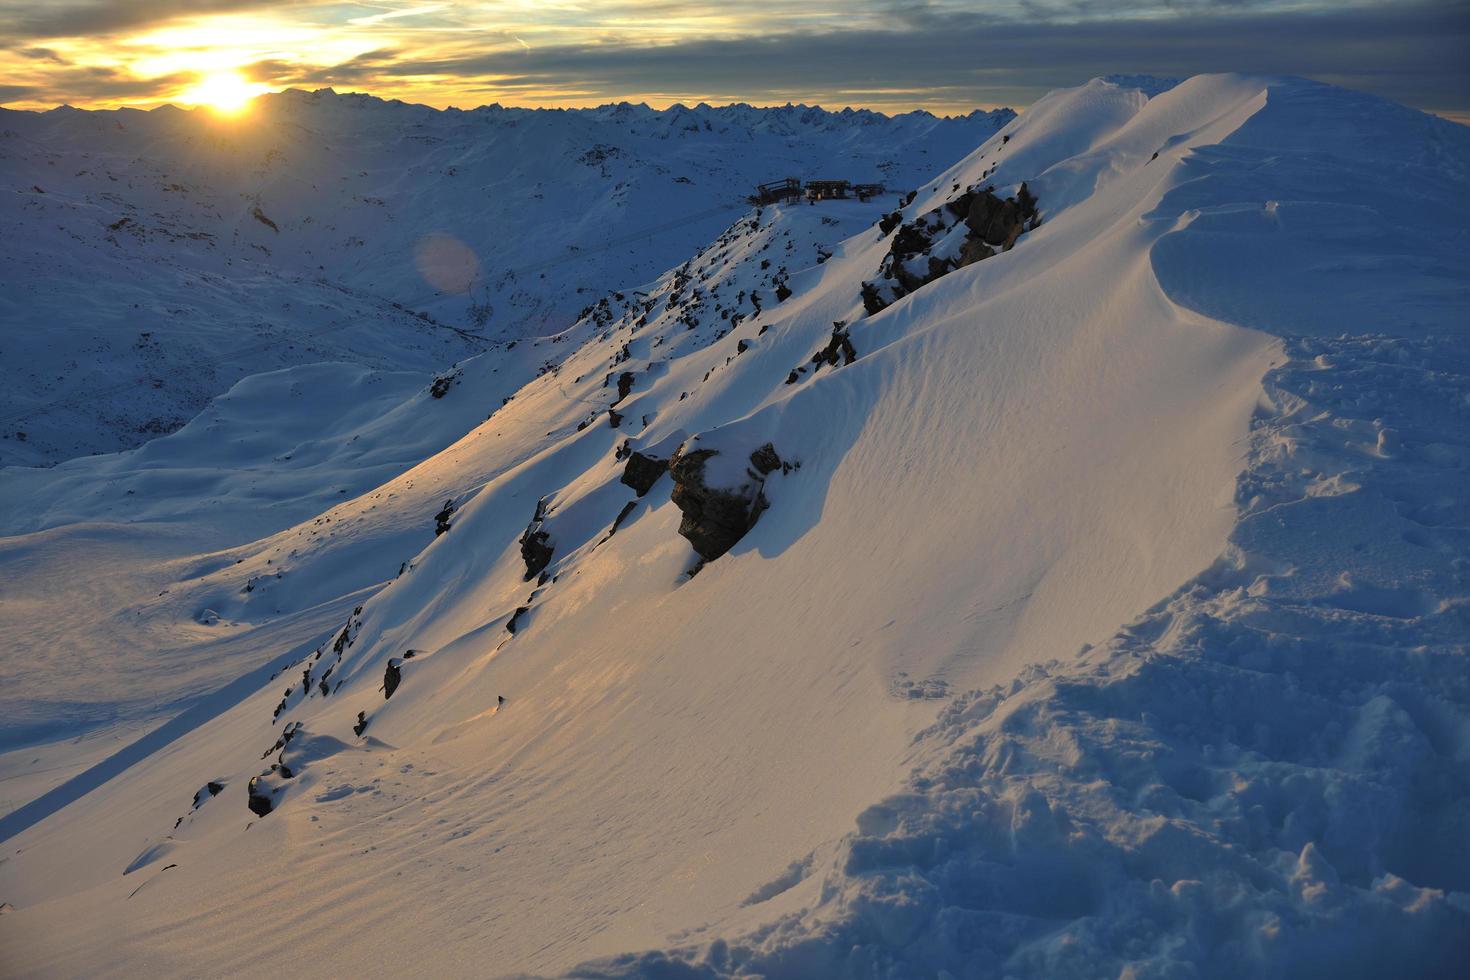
xmin=0 ymin=92 xmax=1010 ymax=465
xmin=1 ymin=74 xmax=1466 ymax=979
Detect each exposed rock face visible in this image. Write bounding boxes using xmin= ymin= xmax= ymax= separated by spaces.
xmin=863 ymin=183 xmax=1039 ymax=313
xmin=519 ymin=499 xmax=554 ymax=581
xmin=620 ymin=451 xmax=669 ymax=497
xmin=668 ymin=441 xmax=784 ymax=561
xmin=383 ymin=660 xmax=402 ymax=700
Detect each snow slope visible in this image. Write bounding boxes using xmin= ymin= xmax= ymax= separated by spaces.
xmin=0 ymin=92 xmax=1010 ymax=466
xmin=0 ymin=75 xmax=1466 ymax=978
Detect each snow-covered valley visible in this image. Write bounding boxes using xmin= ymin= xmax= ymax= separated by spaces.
xmin=0 ymin=75 xmax=1466 ymax=978
xmin=0 ymin=92 xmax=1009 ymax=466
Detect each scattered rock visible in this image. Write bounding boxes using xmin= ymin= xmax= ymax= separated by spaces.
xmin=434 ymin=499 xmax=455 ymax=536
xmin=610 ymin=500 xmax=637 ymax=535
xmin=250 ymin=205 xmax=279 ymax=233
xmin=811 ymin=324 xmax=857 ymax=370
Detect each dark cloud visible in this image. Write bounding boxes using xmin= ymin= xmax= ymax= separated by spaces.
xmin=8 ymin=65 xmax=191 ymax=104
xmin=17 ymin=47 xmax=70 ymax=63
xmin=349 ymin=1 xmax=1469 ymax=114
xmin=272 ymin=49 xmax=405 ymax=87
xmin=0 ymin=1 xmax=292 ymax=40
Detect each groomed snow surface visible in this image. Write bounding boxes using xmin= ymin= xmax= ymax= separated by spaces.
xmin=1 ymin=75 xmax=1467 ymax=978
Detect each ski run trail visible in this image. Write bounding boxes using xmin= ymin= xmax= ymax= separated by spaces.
xmin=0 ymin=74 xmax=1467 ymax=979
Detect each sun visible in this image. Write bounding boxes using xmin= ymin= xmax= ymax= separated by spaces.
xmin=182 ymin=72 xmax=263 ymax=115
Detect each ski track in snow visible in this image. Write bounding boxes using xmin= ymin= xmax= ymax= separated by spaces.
xmin=0 ymin=75 xmax=1467 ymax=978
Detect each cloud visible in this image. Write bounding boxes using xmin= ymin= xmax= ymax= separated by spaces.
xmin=304 ymin=1 xmax=1470 ymax=113
xmin=0 ymin=64 xmax=192 ymax=105
xmin=0 ymin=1 xmax=293 ymax=40
xmin=0 ymin=1 xmax=1465 ymax=117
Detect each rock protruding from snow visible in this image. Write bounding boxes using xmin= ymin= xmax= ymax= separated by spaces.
xmin=867 ymin=183 xmax=1039 ymax=311
xmin=519 ymin=499 xmax=555 ymax=581
xmin=620 ymin=451 xmax=669 ymax=497
xmin=668 ymin=440 xmax=784 ymax=561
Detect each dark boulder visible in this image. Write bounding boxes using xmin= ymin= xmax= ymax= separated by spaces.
xmin=519 ymin=500 xmax=554 ymax=581
xmin=384 ymin=660 xmax=402 ymax=700
xmin=247 ymin=777 xmax=273 ymax=817
xmin=667 ymin=442 xmax=784 ymax=561
xmin=614 ymin=371 xmax=635 ymax=404
xmin=506 ymin=606 xmax=528 ymax=634
xmin=620 ymin=451 xmax=669 ymax=497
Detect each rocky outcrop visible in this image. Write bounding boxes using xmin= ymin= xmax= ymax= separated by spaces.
xmin=862 ymin=183 xmax=1039 ymax=314
xmin=811 ymin=323 xmax=856 ymax=369
xmin=668 ymin=441 xmax=786 ymax=561
xmin=620 ymin=451 xmax=669 ymax=496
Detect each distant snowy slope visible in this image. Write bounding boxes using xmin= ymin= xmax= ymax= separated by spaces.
xmin=0 ymin=92 xmax=1010 ymax=466
xmin=0 ymin=75 xmax=1466 ymax=979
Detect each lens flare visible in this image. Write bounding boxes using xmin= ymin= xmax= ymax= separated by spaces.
xmin=182 ymin=72 xmax=262 ymax=114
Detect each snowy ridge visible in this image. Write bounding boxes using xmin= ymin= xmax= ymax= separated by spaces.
xmin=0 ymin=92 xmax=1010 ymax=465
xmin=573 ymin=77 xmax=1470 ymax=978
xmin=0 ymin=75 xmax=1466 ymax=977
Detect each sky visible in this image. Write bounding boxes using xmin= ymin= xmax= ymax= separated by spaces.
xmin=0 ymin=1 xmax=1467 ymax=120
